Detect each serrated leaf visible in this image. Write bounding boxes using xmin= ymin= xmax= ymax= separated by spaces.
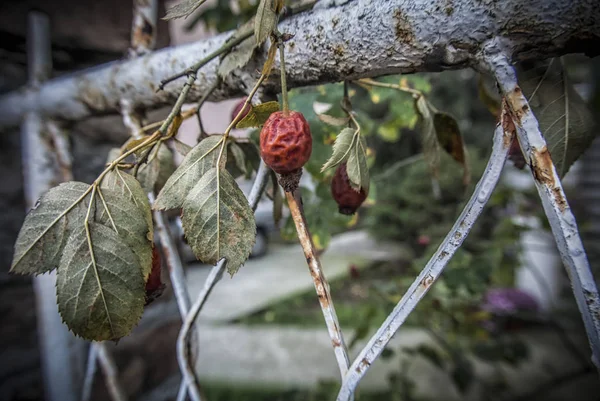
xmin=218 ymin=36 xmax=257 ymax=79
xmin=318 ymin=114 xmax=350 ymax=127
xmin=415 ymin=96 xmax=441 ymax=179
xmin=517 ymin=58 xmax=596 ymax=177
xmin=347 ymin=135 xmax=370 ymax=193
xmin=433 ymin=112 xmax=470 ymax=185
xmin=236 ymin=101 xmax=280 ymax=129
xmin=229 ymin=141 xmax=248 ymax=176
xmin=181 ymin=168 xmax=256 ymax=275
xmin=99 ymin=170 xmax=153 ymax=280
xmin=254 ymin=0 xmax=278 ymax=46
xmin=11 ymin=182 xmax=91 ymax=275
xmin=154 ymin=135 xmax=223 ymax=210
xmin=57 ymin=223 xmax=145 ymax=341
xmin=321 ymin=128 xmax=356 ymax=172
xmin=138 ymin=143 xmax=176 ymax=193
xmin=163 ymin=0 xmax=207 ymax=20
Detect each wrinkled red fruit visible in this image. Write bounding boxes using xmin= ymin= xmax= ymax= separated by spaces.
xmin=145 ymin=246 xmax=165 ymax=306
xmin=231 ymin=97 xmax=251 ymax=122
xmin=508 ymin=137 xmax=526 ymax=170
xmin=331 ymin=163 xmax=367 ymax=215
xmin=260 ymin=111 xmax=312 ymax=175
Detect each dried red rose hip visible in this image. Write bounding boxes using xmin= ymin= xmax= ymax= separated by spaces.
xmin=145 ymin=246 xmax=165 ymax=306
xmin=331 ymin=163 xmax=367 ymax=215
xmin=231 ymin=97 xmax=251 ymax=122
xmin=260 ymin=111 xmax=312 ymax=190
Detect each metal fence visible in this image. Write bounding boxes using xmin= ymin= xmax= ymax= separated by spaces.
xmin=7 ymin=1 xmax=600 ymax=401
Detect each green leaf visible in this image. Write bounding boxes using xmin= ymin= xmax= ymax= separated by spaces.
xmin=11 ymin=182 xmax=91 ymax=275
xmin=229 ymin=141 xmax=248 ymax=176
xmin=346 ymin=135 xmax=370 ymax=193
xmin=99 ymin=170 xmax=154 ymax=280
xmin=218 ymin=36 xmax=257 ymax=79
xmin=433 ymin=112 xmax=470 ymax=185
xmin=254 ymin=0 xmax=278 ymax=46
xmin=415 ymin=96 xmax=441 ymax=179
xmin=164 ymin=0 xmax=207 ymax=20
xmin=57 ymin=223 xmax=145 ymax=341
xmin=321 ymin=128 xmax=356 ymax=172
xmin=236 ymin=101 xmax=280 ymax=129
xmin=181 ymin=168 xmax=256 ymax=275
xmin=154 ymin=135 xmax=223 ymax=210
xmin=517 ymin=58 xmax=596 ymax=177
xmin=138 ymin=143 xmax=176 ymax=193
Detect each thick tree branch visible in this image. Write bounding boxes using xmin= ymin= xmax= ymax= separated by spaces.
xmin=1 ymin=0 xmax=598 ymax=129
xmin=484 ymin=44 xmax=600 ymax=370
xmin=337 ymin=116 xmax=514 ymax=401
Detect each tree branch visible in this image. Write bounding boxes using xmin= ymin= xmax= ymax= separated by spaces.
xmin=337 ymin=115 xmax=514 ymax=401
xmin=285 ymin=189 xmax=351 ymax=378
xmin=483 ymin=45 xmax=600 ymax=371
xmin=1 ymin=0 xmax=598 ymax=129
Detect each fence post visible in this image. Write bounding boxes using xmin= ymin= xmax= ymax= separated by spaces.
xmin=23 ymin=11 xmax=85 ymax=401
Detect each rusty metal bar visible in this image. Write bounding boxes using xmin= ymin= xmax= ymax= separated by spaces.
xmin=485 ymin=46 xmax=600 ymax=370
xmin=96 ymin=344 xmax=128 ymax=401
xmin=337 ymin=115 xmax=514 ymax=400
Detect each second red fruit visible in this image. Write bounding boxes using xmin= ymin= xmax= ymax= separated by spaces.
xmin=231 ymin=97 xmax=251 ymax=122
xmin=259 ymin=111 xmax=312 ymax=175
xmin=331 ymin=163 xmax=367 ymax=215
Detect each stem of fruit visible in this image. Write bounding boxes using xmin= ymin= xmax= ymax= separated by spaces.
xmin=276 ymin=33 xmax=289 ymax=113
xmin=285 ymin=189 xmax=351 ymax=378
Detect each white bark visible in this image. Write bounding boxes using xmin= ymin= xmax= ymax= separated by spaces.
xmin=0 ymin=0 xmax=598 ymax=129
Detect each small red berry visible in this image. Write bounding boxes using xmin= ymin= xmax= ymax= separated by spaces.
xmin=331 ymin=163 xmax=367 ymax=215
xmin=145 ymin=246 xmax=165 ymax=305
xmin=417 ymin=234 xmax=431 ymax=247
xmin=260 ymin=111 xmax=312 ymax=176
xmin=231 ymin=97 xmax=251 ymax=122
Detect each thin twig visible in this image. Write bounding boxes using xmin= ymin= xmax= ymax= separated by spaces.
xmin=81 ymin=344 xmax=99 ymax=401
xmin=158 ymin=0 xmax=318 ymax=90
xmin=175 ymin=168 xmax=271 ymax=401
xmin=357 ymin=78 xmax=421 ymax=97
xmin=159 ymin=35 xmax=250 ymax=90
xmin=285 ymin=189 xmax=351 ymax=377
xmin=485 ymin=46 xmax=600 ymax=371
xmin=96 ymin=343 xmax=128 ymax=401
xmin=337 ymin=116 xmax=514 ymax=401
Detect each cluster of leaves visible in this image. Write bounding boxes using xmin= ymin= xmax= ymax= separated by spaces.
xmin=11 ymin=168 xmax=154 ymax=341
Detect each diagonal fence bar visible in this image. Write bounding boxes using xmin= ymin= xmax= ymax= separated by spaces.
xmin=484 ymin=45 xmax=600 ymax=369
xmin=337 ymin=113 xmax=514 ymax=400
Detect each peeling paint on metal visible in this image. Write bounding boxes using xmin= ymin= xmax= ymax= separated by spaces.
xmin=530 ymin=146 xmax=567 ymax=212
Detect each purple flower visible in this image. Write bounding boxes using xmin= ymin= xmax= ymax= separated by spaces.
xmin=482 ymin=288 xmax=539 ymax=315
